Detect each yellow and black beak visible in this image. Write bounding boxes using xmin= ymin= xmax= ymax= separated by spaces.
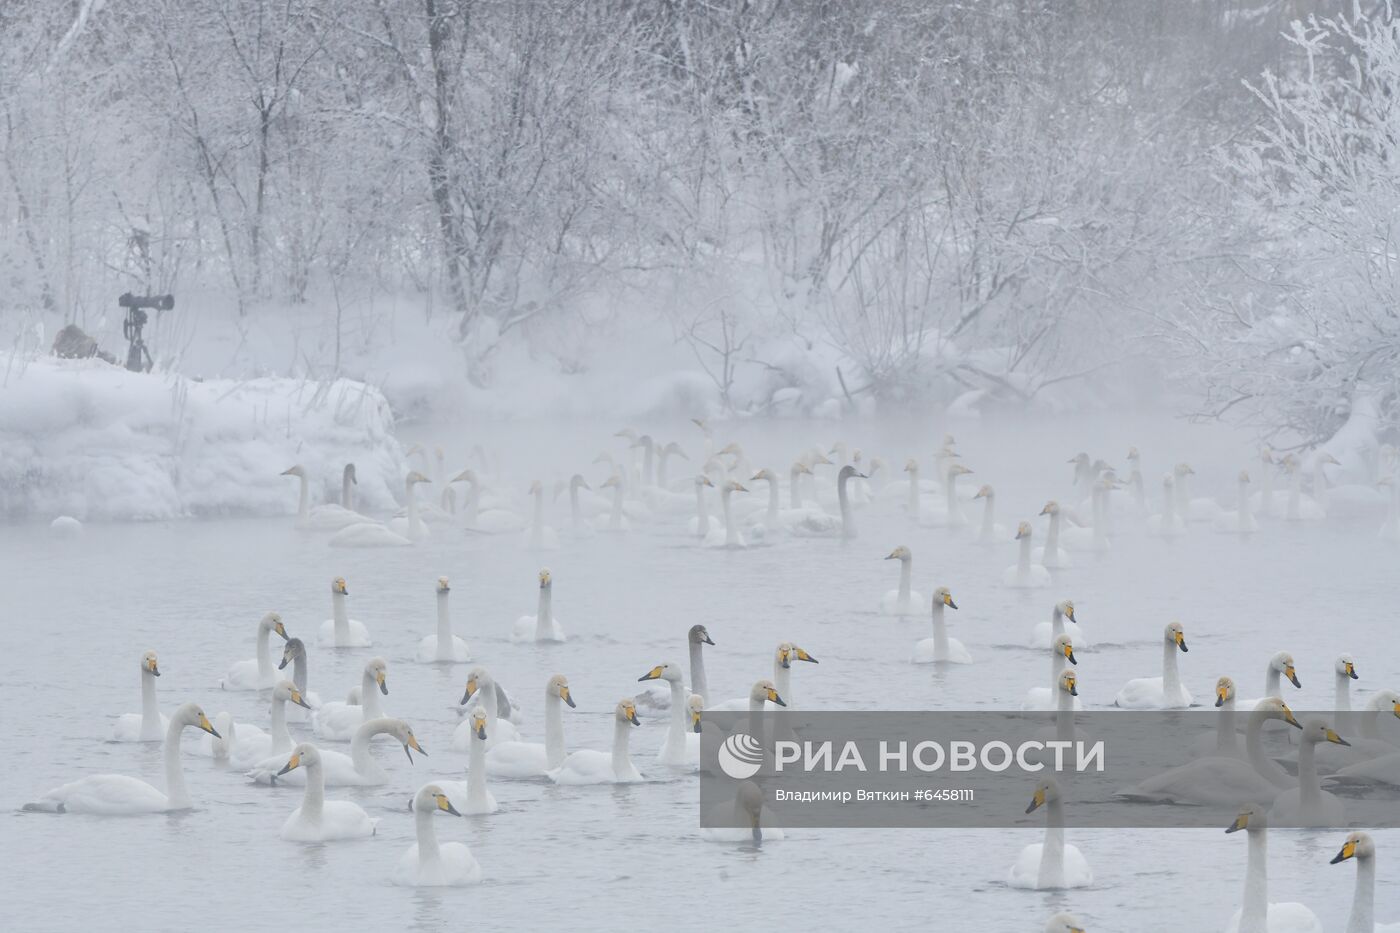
xmin=1215 ymin=687 xmax=1228 ymax=708
xmin=1345 ymin=661 xmax=1358 ymax=680
xmin=376 ymin=670 xmax=389 ymax=695
xmin=405 ymin=733 xmax=426 ymax=763
xmin=290 ymin=689 xmax=312 ymax=710
xmin=474 ymin=719 xmax=487 ymax=741
xmin=1225 ymin=812 xmax=1249 ymax=834
xmin=561 ymin=686 xmax=576 ymax=708
xmin=1330 ymin=839 xmax=1358 ymax=864
xmin=699 ymin=630 xmax=715 ymax=646
xmin=1325 ymin=728 xmax=1351 ymax=747
xmin=198 ymin=713 xmax=220 ymax=738
xmin=336 ymin=580 xmax=349 ymax=595
xmin=1065 ymin=678 xmax=1078 ymax=697
xmin=795 ymin=647 xmax=818 ymax=664
xmin=691 ymin=709 xmax=702 ymax=733
xmin=1064 ymin=605 xmax=1076 ymax=622
xmin=767 ymin=687 xmax=787 ymax=707
xmin=436 ymin=793 xmax=461 ymax=817
xmin=277 ymin=752 xmax=301 ymax=776
xmin=626 ymin=707 xmax=641 ymax=726
xmin=148 ymin=661 xmax=161 ymax=677
xmin=1026 ymin=788 xmax=1046 ymax=814
xmin=637 ymin=665 xmax=665 ymax=682
xmin=1281 ymin=704 xmax=1302 ymax=729
xmin=943 ymin=593 xmax=958 ymax=610
xmin=1174 ymin=631 xmax=1188 ymax=652
xmin=460 ymin=679 xmax=477 ymax=705
xmin=1063 ymin=644 xmax=1077 ymax=665
xmin=1285 ymin=666 xmax=1302 ymax=689
xmin=884 ymin=550 xmax=899 ymax=560
xmin=274 ymin=621 xmax=288 ymax=640
xmin=1393 ymin=700 xmax=1400 ymax=720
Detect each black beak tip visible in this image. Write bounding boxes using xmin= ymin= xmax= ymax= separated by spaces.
xmin=1330 ymin=852 xmax=1346 ymax=864
xmin=278 ymin=659 xmax=289 ymax=670
xmin=208 ymin=727 xmax=222 ymax=739
xmin=1067 ymin=654 xmax=1077 ymax=665
xmin=1215 ymin=697 xmax=1224 ymax=707
xmin=564 ymin=696 xmax=576 ymax=708
xmin=947 ymin=600 xmax=958 ymax=610
xmin=1069 ymin=686 xmax=1078 ymax=696
xmin=1350 ymin=671 xmax=1359 ymax=680
xmin=636 ymin=674 xmax=650 ymax=682
xmin=1180 ymin=643 xmax=1189 ymax=652
xmin=1025 ymin=802 xmax=1036 ymax=814
xmin=380 ymin=683 xmax=389 ymax=695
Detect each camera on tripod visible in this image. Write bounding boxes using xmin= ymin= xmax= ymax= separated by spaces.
xmin=118 ymin=292 xmax=174 ymax=373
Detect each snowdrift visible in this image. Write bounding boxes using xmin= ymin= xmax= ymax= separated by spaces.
xmin=0 ymin=358 xmax=404 ymax=520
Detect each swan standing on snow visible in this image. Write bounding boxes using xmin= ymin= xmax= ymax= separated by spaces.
xmin=112 ymin=650 xmax=169 ymax=742
xmin=282 ymin=464 xmax=370 ymax=531
xmin=318 ymin=576 xmax=371 ymax=648
xmin=276 ymin=744 xmax=377 ymax=841
xmin=314 ymin=658 xmax=388 ymax=741
xmin=1268 ymin=719 xmax=1350 ymax=827
xmin=1330 ymin=832 xmax=1400 ymax=933
xmin=1022 ymin=635 xmax=1080 ymax=711
xmin=912 ymin=587 xmax=969 ymax=664
xmin=1214 ymin=471 xmax=1260 ymax=534
xmin=1009 ymin=778 xmax=1093 ymax=889
xmin=512 ymin=568 xmax=565 ymax=642
xmin=486 ymin=675 xmax=576 ymax=778
xmin=1223 ymin=804 xmax=1323 ymax=933
xmin=453 ymin=667 xmax=521 ymax=749
xmin=1114 ymin=622 xmax=1192 ymax=709
xmin=27 ymin=703 xmax=221 ymax=813
xmin=524 ymin=480 xmax=561 ymax=548
xmin=548 ymin=699 xmax=644 ymax=785
xmin=437 ymin=707 xmax=499 ymax=815
xmin=227 ymin=680 xmax=312 ymax=770
xmin=636 ymin=663 xmax=701 ymax=767
xmin=972 ymin=485 xmax=1007 ymax=544
xmin=250 ymin=716 xmax=424 ymax=786
xmin=416 ymin=577 xmax=471 ymax=663
xmin=880 ymin=545 xmax=929 ymax=615
xmin=1003 ymin=521 xmax=1051 ymax=588
xmin=394 ymin=784 xmax=481 ymax=887
xmin=220 ymin=612 xmax=288 ymax=690
xmin=1030 ymin=600 xmax=1089 ymax=650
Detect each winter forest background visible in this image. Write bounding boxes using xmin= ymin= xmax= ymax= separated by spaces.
xmin=3 ymin=0 xmax=1399 ymax=445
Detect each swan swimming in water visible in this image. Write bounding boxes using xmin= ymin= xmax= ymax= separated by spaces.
xmin=699 ymin=779 xmax=785 ymax=844
xmin=415 ymin=577 xmax=471 ymax=663
xmin=453 ymin=667 xmax=521 ymax=749
xmin=702 ymin=479 xmax=748 ymax=548
xmin=1236 ymin=651 xmax=1304 ymax=711
xmin=486 ymin=675 xmax=576 ymax=778
xmin=450 ymin=468 xmax=527 ymax=533
xmin=1022 ymin=634 xmax=1080 ymax=711
xmin=27 ymin=703 xmax=221 ymax=814
xmin=1188 ymin=676 xmax=1244 ymax=760
xmin=1268 ymin=719 xmax=1350 ymax=827
xmin=687 ymin=474 xmax=715 ymax=537
xmin=394 ymin=784 xmax=482 ymax=887
xmin=524 ymin=479 xmax=561 ymax=548
xmin=1114 ymin=621 xmax=1192 ymax=709
xmin=1008 ymin=778 xmax=1093 ymax=890
xmin=1224 ymin=804 xmax=1323 ymax=933
xmin=713 ymin=643 xmax=815 ymax=711
xmin=1214 ymin=470 xmax=1260 ymax=535
xmin=317 ymin=576 xmax=372 ymax=648
xmin=1327 ymin=692 xmax=1400 ymax=787
xmin=512 ymin=568 xmax=565 ymax=643
xmin=1002 ymin=521 xmax=1052 ymax=588
xmin=282 ymin=464 xmax=371 ymax=531
xmin=226 ymin=680 xmax=312 ymax=770
xmin=314 ymin=658 xmax=389 ymax=741
xmin=636 ymin=663 xmax=701 ymax=768
xmin=250 ymin=716 xmax=424 ymax=786
xmin=276 ymin=743 xmax=377 ymax=842
xmin=1330 ymin=832 xmax=1400 ymax=933
xmin=879 ymin=545 xmax=929 ymax=615
xmin=112 ymin=650 xmax=169 ymax=743
xmin=437 ymin=706 xmax=499 ymax=815
xmin=220 ymin=612 xmax=288 ymax=690
xmin=548 ymin=699 xmax=644 ymax=785
xmin=791 ymin=465 xmax=863 ymax=539
xmin=1044 ymin=914 xmax=1087 ymax=933
xmin=636 ymin=624 xmax=714 ymax=712
xmin=971 ymin=485 xmax=1007 ymax=544
xmin=911 ymin=587 xmax=970 ymax=664
xmin=276 ymin=637 xmax=321 ymax=722
xmin=1029 ymin=599 xmax=1089 ymax=650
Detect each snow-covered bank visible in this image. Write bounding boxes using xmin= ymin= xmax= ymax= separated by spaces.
xmin=0 ymin=358 xmax=404 ymax=520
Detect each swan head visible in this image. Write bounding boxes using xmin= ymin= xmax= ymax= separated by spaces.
xmin=406 ymin=470 xmax=430 ymax=485
xmin=903 ymin=458 xmax=918 ymax=473
xmin=1162 ymin=474 xmax=1174 ymax=490
xmin=278 ymin=742 xmax=321 ymax=775
xmin=570 ymin=474 xmax=591 ymax=491
xmin=1251 ymin=696 xmax=1301 ymax=728
xmin=1319 ymin=452 xmax=1341 ymax=467
xmin=1369 ymin=689 xmax=1400 ymax=718
xmin=614 ymin=428 xmax=638 ymax=441
xmin=260 ymin=612 xmax=288 ymax=640
xmin=837 ymin=465 xmax=866 ymax=482
xmin=1058 ymin=600 xmax=1077 ymax=622
xmin=1335 ymin=654 xmax=1358 ymax=680
xmin=281 ymin=464 xmax=305 ymax=478
xmin=1015 ymin=521 xmax=1032 ymax=540
xmin=1238 ymin=470 xmax=1251 ymax=484
xmin=946 ymin=463 xmax=973 ymax=479
xmin=436 ymin=577 xmax=450 ymax=594
xmin=538 ymin=568 xmax=552 ymax=588
xmin=172 ymin=702 xmax=220 ymax=738
xmin=278 ymin=637 xmax=306 ymax=669
xmin=973 ymin=484 xmax=993 ymax=499
xmin=1165 ymin=621 xmax=1187 ymax=652
xmin=332 ymin=576 xmax=349 ymax=596
xmin=1053 ymin=634 xmax=1076 ymax=665
xmin=460 ymin=667 xmax=492 ymax=705
xmin=1214 ymin=676 xmax=1235 ymax=707
xmin=1058 ymin=670 xmax=1078 ymax=697
xmin=630 ymin=434 xmax=654 ymax=450
xmin=689 ymin=624 xmax=715 ymax=646
xmin=688 ymin=694 xmax=704 ymax=732
xmin=752 ymin=679 xmax=786 ymax=707
xmin=777 ymin=643 xmax=818 ymax=668
xmin=663 ymin=441 xmax=688 ymax=459
xmin=141 ymin=650 xmax=161 ymax=677
xmin=884 ymin=545 xmax=911 ymax=561
xmin=1044 ymin=912 xmax=1086 ymax=933
xmin=1299 ymin=718 xmax=1350 ymax=748
xmin=791 ymin=461 xmax=813 ymax=477
xmin=616 ymin=699 xmax=641 ymax=726
xmin=1269 ymin=651 xmax=1302 ymax=688
xmin=637 ymin=662 xmax=683 ymax=684
xmin=1331 ymin=831 xmax=1376 ymax=864
xmin=1068 ymin=453 xmax=1090 ymax=467
xmin=548 ymin=674 xmax=576 ymax=708
xmin=273 ymin=680 xmax=313 ymax=710
xmin=809 ymin=450 xmax=833 ymax=467
xmin=1127 ymin=446 xmax=1140 ymax=461
xmin=695 ymin=474 xmax=715 ymax=488
xmin=450 ymin=468 xmax=477 ymax=484
xmin=466 ymin=705 xmax=488 ymax=741
xmin=1174 ymin=462 xmax=1194 ymax=477
xmin=1025 ymin=777 xmax=1061 ymax=813
xmin=344 ymin=463 xmax=357 ymax=484
xmin=366 ymin=658 xmax=388 ymax=695
xmin=933 ymin=587 xmax=956 ymax=610
xmin=718 ymin=442 xmax=744 ymax=457
xmin=751 ymin=468 xmax=773 ymax=482
xmin=1226 ymin=803 xmax=1267 ymax=834
xmin=386 ymin=719 xmax=426 ymax=762
xmin=725 ymin=480 xmax=749 ymax=494
xmin=1282 ymin=453 xmax=1300 ymax=473
xmin=414 ymin=783 xmax=462 ymax=817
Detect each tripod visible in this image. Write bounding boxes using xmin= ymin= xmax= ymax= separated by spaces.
xmin=123 ymin=307 xmax=153 ymax=373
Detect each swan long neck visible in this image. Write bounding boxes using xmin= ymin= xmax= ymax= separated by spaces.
xmin=1216 ymin=699 xmax=1238 ymax=754
xmin=414 ymin=804 xmax=441 ymax=863
xmin=296 ymin=473 xmax=309 ymax=520
xmin=1045 ymin=511 xmax=1060 ymax=555
xmin=163 ymin=719 xmax=190 ymax=809
xmin=612 ymin=715 xmax=634 ymax=777
xmin=719 ymin=486 xmax=735 ymax=543
xmin=689 ymin=642 xmax=708 ymax=705
xmin=361 ymin=668 xmax=384 ymax=720
xmin=1018 ymin=534 xmax=1032 ymax=576
xmin=141 ymin=669 xmax=161 ymax=740
xmin=1358 ymin=705 xmax=1381 ymax=742
xmin=570 ymin=482 xmax=582 ymax=528
xmin=1237 ymin=478 xmax=1250 ymax=522
xmin=664 ymin=679 xmax=687 ymax=758
xmin=791 ymin=466 xmax=804 ymax=509
xmin=1298 ymin=739 xmax=1321 ymax=813
xmin=1245 ymin=709 xmax=1291 ymax=787
xmin=1048 ymin=649 xmax=1065 ymax=688
xmin=906 ymin=466 xmax=919 ymax=512
xmin=1240 ymin=828 xmax=1268 ymax=933
xmin=897 ymin=557 xmax=912 ymax=603
xmin=766 ymin=475 xmax=779 ymax=525
xmin=1347 ymin=854 xmax=1376 ymax=933
xmin=350 ymin=719 xmax=393 ymax=776
xmin=1265 ymin=667 xmax=1280 ymax=697
xmin=979 ymin=494 xmax=995 ymax=539
xmin=532 ymin=487 xmax=545 ymax=541
xmin=292 ymin=654 xmax=308 ymax=693
xmin=537 ymin=584 xmax=553 ymax=640
xmin=332 ymin=591 xmax=349 ymax=644
xmin=468 ymin=731 xmax=488 ymax=807
xmin=405 ymin=476 xmax=421 ymax=536
xmin=642 ymin=440 xmax=655 ymax=487
xmin=464 ymin=480 xmax=479 ymax=525
xmin=1161 ymin=639 xmax=1181 ymax=698
xmin=1173 ymin=473 xmax=1189 ymax=515
xmin=944 ymin=472 xmax=961 ymax=522
xmin=931 ymin=603 xmax=950 ymax=660
xmin=1056 ymin=685 xmax=1075 ymax=743
xmin=1038 ymin=796 xmax=1066 ymax=887
xmin=270 ymin=696 xmax=292 ymax=751
xmin=1335 ymin=670 xmax=1352 ymax=712
xmin=1288 ymin=467 xmax=1302 ymax=518
xmin=256 ymin=622 xmax=272 ymax=681
xmin=341 ymin=471 xmax=353 ymax=509
xmin=544 ymin=691 xmax=566 ymax=770
xmin=481 ymin=678 xmax=500 ymax=727
xmin=838 ymin=474 xmax=853 ymax=538
xmin=436 ymin=591 xmax=454 ymax=659
xmin=301 ymin=758 xmax=326 ymax=821
xmin=1091 ymin=486 xmax=1106 ymax=549
xmin=1051 ymin=604 xmax=1064 ymax=639
xmin=774 ymin=662 xmax=794 ymax=710
xmin=695 ymin=482 xmax=709 ymax=533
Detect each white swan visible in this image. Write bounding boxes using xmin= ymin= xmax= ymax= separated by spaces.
xmin=512 ymin=568 xmax=565 ymax=642
xmin=880 ymin=545 xmax=929 ymax=615
xmin=226 ymin=680 xmax=311 ymax=770
xmin=1147 ymin=474 xmax=1187 ymax=537
xmin=384 ymin=470 xmax=432 ymax=541
xmin=1171 ymin=462 xmax=1223 ymax=523
xmin=1189 ymin=676 xmax=1244 ymax=760
xmin=700 ymin=779 xmax=785 ymax=844
xmin=486 ymin=675 xmax=576 ymax=778
xmin=702 ymin=479 xmax=748 ymax=548
xmin=112 ymin=650 xmax=169 ymax=742
xmin=636 ymin=663 xmax=701 ymax=768
xmin=250 ymin=717 xmax=424 ymax=786
xmin=1008 ymin=778 xmax=1093 ymax=889
xmin=791 ymin=465 xmax=862 ymax=539
xmin=1327 ymin=692 xmax=1400 ymax=787
xmin=437 ymin=706 xmax=499 ymax=815
xmin=1224 ymin=804 xmax=1323 ymax=933
xmin=524 ymin=479 xmax=561 ymax=548
xmin=27 ymin=703 xmax=220 ymax=813
xmin=1114 ymin=621 xmax=1192 ymax=709
xmin=415 ymin=577 xmax=471 ymax=663
xmin=1029 ymin=600 xmax=1089 ymax=650
xmin=971 ymin=485 xmax=1007 ymax=544
xmin=451 ymin=469 xmax=527 ymax=533
xmin=1280 ymin=455 xmax=1327 ymax=522
xmin=1380 ymin=475 xmax=1400 ymax=541
xmin=1330 ymin=832 xmax=1400 ymax=933
xmin=548 ymin=699 xmax=644 ymax=785
xmin=1044 ymin=913 xmax=1087 ymax=933
xmin=636 ymin=624 xmax=714 ymax=712
xmin=1002 ymin=521 xmax=1051 ymax=588
xmin=316 ymin=576 xmax=372 ymax=648
xmin=912 ymin=587 xmax=970 ymax=664
xmin=314 ymin=658 xmax=388 ymax=741
xmin=1022 ymin=634 xmax=1081 ymax=711
xmin=687 ymin=474 xmax=715 ymax=537
xmin=283 ymin=464 xmax=371 ymax=531
xmin=275 ymin=637 xmax=321 ymax=722
xmin=1214 ymin=470 xmax=1260 ymax=534
xmin=1236 ymin=652 xmax=1304 ymax=711
xmin=714 ymin=644 xmax=814 ymax=711
xmin=936 ymin=463 xmax=973 ymax=528
xmin=453 ymin=667 xmax=521 ymax=749
xmin=276 ymin=743 xmax=377 ymax=841
xmin=1268 ymin=719 xmax=1350 ymax=827
xmin=562 ymin=473 xmax=598 ymax=536
xmin=394 ymin=784 xmax=482 ymax=887
xmin=220 ymin=612 xmax=288 ymax=690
